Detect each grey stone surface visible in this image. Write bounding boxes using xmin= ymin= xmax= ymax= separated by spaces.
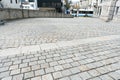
xmin=0 ymin=18 xmax=120 ymax=80
xmin=21 ymin=67 xmax=31 ymax=73
xmin=9 ymin=65 xmax=18 ymax=70
xmin=12 ymin=74 xmax=23 ymax=80
xmin=35 ymin=69 xmax=45 ymax=76
xmin=31 ymin=76 xmax=41 ymax=80
xmin=10 ymin=69 xmax=20 ymax=75
xmin=42 ymin=74 xmax=53 ymax=80
xmin=70 ymin=74 xmax=82 ymax=80
xmin=53 ymin=71 xmax=63 ymax=79
xmin=1 ymin=76 xmax=12 ymax=80
xmin=24 ymin=71 xmax=34 ymax=79
xmin=0 ymin=18 xmax=119 ymax=50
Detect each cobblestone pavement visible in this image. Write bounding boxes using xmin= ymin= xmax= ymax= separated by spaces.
xmin=0 ymin=38 xmax=120 ymax=80
xmin=0 ymin=18 xmax=120 ymax=80
xmin=0 ymin=18 xmax=120 ymax=49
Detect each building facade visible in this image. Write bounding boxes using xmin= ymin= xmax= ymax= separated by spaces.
xmin=1 ymin=0 xmax=21 ymax=8
xmin=96 ymin=0 xmax=119 ymax=21
xmin=22 ymin=0 xmax=38 ymax=10
xmin=113 ymin=0 xmax=120 ymax=20
xmin=1 ymin=0 xmax=38 ymax=10
xmin=37 ymin=0 xmax=62 ymax=12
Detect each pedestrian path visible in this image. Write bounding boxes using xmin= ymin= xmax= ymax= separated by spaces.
xmin=0 ymin=35 xmax=120 ymax=80
xmin=0 ymin=35 xmax=120 ymax=57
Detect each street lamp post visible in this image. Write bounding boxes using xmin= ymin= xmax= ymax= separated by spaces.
xmin=20 ymin=2 xmax=24 ymax=18
xmin=80 ymin=0 xmax=82 ymax=6
xmin=0 ymin=0 xmax=5 ymax=25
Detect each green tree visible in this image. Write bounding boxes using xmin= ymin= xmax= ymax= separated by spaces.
xmin=64 ymin=0 xmax=71 ymax=9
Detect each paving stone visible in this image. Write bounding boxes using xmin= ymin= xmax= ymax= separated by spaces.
xmin=100 ymin=75 xmax=114 ymax=80
xmin=53 ymin=57 xmax=61 ymax=61
xmin=54 ymin=65 xmax=63 ymax=71
xmin=62 ymin=69 xmax=72 ymax=76
xmin=39 ymin=56 xmax=46 ymax=60
xmin=29 ymin=61 xmax=38 ymax=66
xmin=0 ymin=71 xmax=10 ymax=78
xmin=92 ymin=56 xmax=102 ymax=61
xmin=4 ymin=62 xmax=13 ymax=66
xmin=70 ymin=74 xmax=82 ymax=80
xmin=96 ymin=67 xmax=109 ymax=74
xmin=61 ymin=56 xmax=69 ymax=60
xmin=88 ymin=70 xmax=101 ymax=77
xmin=110 ymin=63 xmax=120 ymax=70
xmin=10 ymin=57 xmax=17 ymax=61
xmin=104 ymin=65 xmax=116 ymax=72
xmin=9 ymin=65 xmax=18 ymax=70
xmin=86 ymin=63 xmax=97 ymax=69
xmin=89 ymin=77 xmax=102 ymax=80
xmin=42 ymin=74 xmax=53 ymax=80
xmin=78 ymin=60 xmax=88 ymax=65
xmin=71 ymin=62 xmax=80 ymax=67
xmin=13 ymin=74 xmax=23 ymax=80
xmin=45 ymin=67 xmax=55 ymax=73
xmin=31 ymin=76 xmax=41 ymax=80
xmin=108 ymin=72 xmax=120 ymax=80
xmin=50 ymin=61 xmax=58 ymax=67
xmin=38 ymin=60 xmax=46 ymax=64
xmin=13 ymin=60 xmax=21 ymax=65
xmin=24 ymin=71 xmax=34 ymax=79
xmin=31 ymin=65 xmax=40 ymax=70
xmin=35 ymin=69 xmax=45 ymax=76
xmin=0 ymin=63 xmax=3 ymax=67
xmin=62 ymin=63 xmax=72 ymax=69
xmin=53 ymin=71 xmax=63 ymax=79
xmin=79 ymin=72 xmax=92 ymax=80
xmin=19 ymin=56 xmax=26 ymax=60
xmin=79 ymin=65 xmax=89 ymax=71
xmin=46 ymin=58 xmax=53 ymax=63
xmin=41 ymin=63 xmax=49 ymax=68
xmin=46 ymin=55 xmax=53 ymax=58
xmin=65 ymin=59 xmax=73 ymax=63
xmin=59 ymin=77 xmax=70 ymax=80
xmin=1 ymin=76 xmax=12 ymax=80
xmin=30 ymin=57 xmax=38 ymax=62
xmin=19 ymin=63 xmax=28 ymax=68
xmin=27 ymin=55 xmax=34 ymax=58
xmin=116 ymin=70 xmax=120 ymax=74
xmin=58 ymin=60 xmax=66 ymax=64
xmin=69 ymin=67 xmax=80 ymax=74
xmin=0 ymin=67 xmax=9 ymax=73
xmin=10 ymin=69 xmax=20 ymax=75
xmin=85 ymin=58 xmax=95 ymax=63
xmin=21 ymin=67 xmax=31 ymax=73
xmin=23 ymin=59 xmax=30 ymax=63
xmin=72 ymin=57 xmax=81 ymax=61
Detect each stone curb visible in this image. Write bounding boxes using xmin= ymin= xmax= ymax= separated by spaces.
xmin=0 ymin=35 xmax=120 ymax=57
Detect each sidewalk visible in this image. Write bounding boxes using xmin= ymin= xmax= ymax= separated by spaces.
xmin=0 ymin=18 xmax=120 ymax=80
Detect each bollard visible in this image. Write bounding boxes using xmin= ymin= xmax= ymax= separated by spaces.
xmin=0 ymin=20 xmax=5 ymax=25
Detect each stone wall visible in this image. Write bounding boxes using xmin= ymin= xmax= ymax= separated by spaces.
xmin=97 ymin=0 xmax=119 ymax=21
xmin=0 ymin=8 xmax=72 ymax=20
xmin=113 ymin=0 xmax=120 ymax=21
xmin=99 ymin=1 xmax=113 ymax=21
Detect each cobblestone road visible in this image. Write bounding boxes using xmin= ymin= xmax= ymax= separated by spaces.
xmin=0 ymin=18 xmax=120 ymax=80
xmin=0 ymin=39 xmax=120 ymax=80
xmin=0 ymin=18 xmax=120 ymax=49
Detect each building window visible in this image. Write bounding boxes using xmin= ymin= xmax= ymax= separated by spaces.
xmin=29 ymin=0 xmax=34 ymax=2
xmin=10 ymin=0 xmax=12 ymax=3
xmin=15 ymin=0 xmax=17 ymax=3
xmin=116 ymin=7 xmax=119 ymax=15
xmin=31 ymin=4 xmax=34 ymax=7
